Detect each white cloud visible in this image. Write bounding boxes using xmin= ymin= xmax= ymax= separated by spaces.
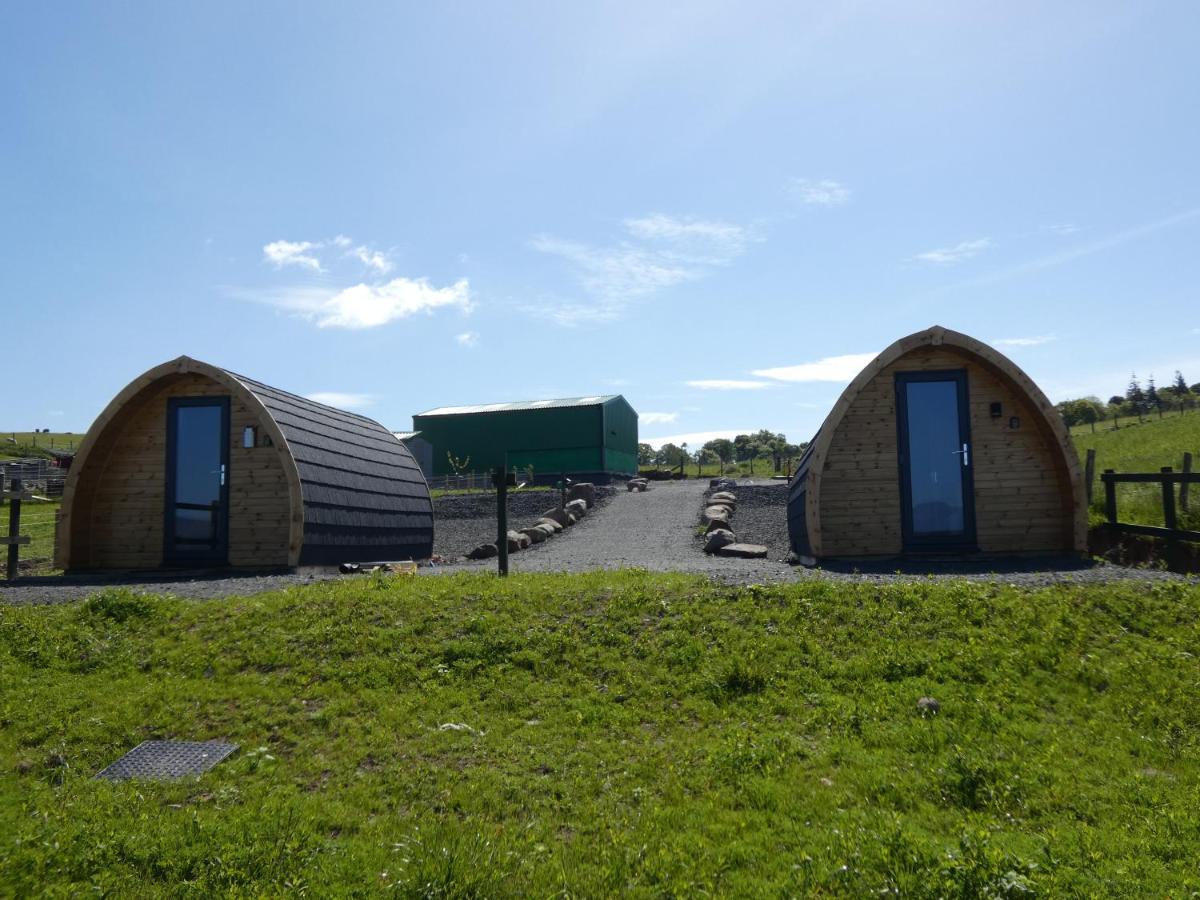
xmin=306 ymin=391 xmax=374 ymax=410
xmin=753 ymin=352 xmax=877 ymax=383
xmin=246 ymin=278 xmax=471 ymax=329
xmin=685 ymin=379 xmax=774 ymax=391
xmin=640 ymin=411 xmax=679 ymax=425
xmin=788 ymin=178 xmax=851 ymax=206
xmin=529 ymin=214 xmax=755 ymax=324
xmin=263 ymin=239 xmax=323 ymax=272
xmin=350 ymin=246 xmax=393 ymax=274
xmin=1042 ymin=223 xmax=1079 ymax=236
xmin=992 ymin=335 xmax=1057 ymax=347
xmin=913 ymin=238 xmax=991 ymax=265
xmin=623 ymin=214 xmax=752 ymax=256
xmin=331 ymin=234 xmax=353 ymax=248
xmin=455 ymin=331 xmax=479 ymax=348
xmin=522 ymin=300 xmax=627 ymax=328
xmin=642 ymin=429 xmax=750 ymax=450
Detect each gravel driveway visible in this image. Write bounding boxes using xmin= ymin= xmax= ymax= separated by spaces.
xmin=2 ymin=479 xmax=1192 ymax=605
xmin=444 ymin=478 xmax=1195 ymax=587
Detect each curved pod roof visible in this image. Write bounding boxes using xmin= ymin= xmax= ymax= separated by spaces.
xmin=57 ymin=356 xmax=433 ymax=569
xmin=788 ymin=326 xmax=1086 ymax=560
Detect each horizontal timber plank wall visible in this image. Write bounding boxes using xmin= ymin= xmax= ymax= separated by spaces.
xmin=819 ymin=346 xmax=1074 ymax=557
xmin=71 ymin=373 xmax=291 ymax=568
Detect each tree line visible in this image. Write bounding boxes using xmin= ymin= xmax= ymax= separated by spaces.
xmin=638 ymin=430 xmax=808 ymax=474
xmin=1057 ymin=370 xmax=1198 ymax=430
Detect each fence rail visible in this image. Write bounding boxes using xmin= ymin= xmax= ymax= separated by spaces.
xmin=1101 ymin=466 xmax=1200 ymax=541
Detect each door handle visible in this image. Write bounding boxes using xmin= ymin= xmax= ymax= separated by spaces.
xmin=951 ymin=443 xmax=970 ymax=466
xmin=220 ymin=464 xmax=227 ymax=486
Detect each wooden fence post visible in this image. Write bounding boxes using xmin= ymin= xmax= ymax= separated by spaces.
xmin=1161 ymin=467 xmax=1177 ymax=532
xmin=6 ymin=478 xmax=23 ymax=580
xmin=1182 ymin=452 xmax=1193 ymax=514
xmin=1085 ymin=449 xmax=1096 ymax=504
xmin=1103 ymin=469 xmax=1117 ymax=525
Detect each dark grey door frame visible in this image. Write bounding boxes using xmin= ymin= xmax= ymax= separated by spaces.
xmin=895 ymin=369 xmax=978 ymax=552
xmin=163 ymin=396 xmax=231 ymax=565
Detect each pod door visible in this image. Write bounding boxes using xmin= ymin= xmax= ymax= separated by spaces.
xmin=895 ymin=370 xmax=977 ymax=551
xmin=164 ymin=397 xmax=230 ymax=565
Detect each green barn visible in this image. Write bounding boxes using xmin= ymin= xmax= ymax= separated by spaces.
xmin=411 ymin=395 xmax=638 ymax=481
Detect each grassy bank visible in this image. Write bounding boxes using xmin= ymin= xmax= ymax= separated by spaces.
xmin=2 ymin=572 xmax=1198 ymax=895
xmin=1073 ymin=413 xmax=1200 ymax=529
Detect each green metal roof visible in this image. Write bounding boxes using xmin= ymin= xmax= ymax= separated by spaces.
xmin=416 ymin=395 xmax=624 ymax=417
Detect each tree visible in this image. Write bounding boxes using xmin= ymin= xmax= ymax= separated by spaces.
xmin=1126 ymin=373 xmax=1146 ymax=421
xmin=1057 ymin=398 xmax=1105 ymax=431
xmin=637 ymin=442 xmax=654 ymax=466
xmin=1147 ymin=375 xmax=1162 ymax=419
xmin=1174 ymin=371 xmax=1189 ymax=394
xmin=702 ymin=438 xmax=734 ymax=465
xmin=656 ymin=443 xmax=686 ymax=468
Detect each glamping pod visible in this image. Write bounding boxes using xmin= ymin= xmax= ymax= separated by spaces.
xmin=788 ymin=326 xmax=1086 ymax=562
xmin=56 ymin=357 xmax=433 ymax=570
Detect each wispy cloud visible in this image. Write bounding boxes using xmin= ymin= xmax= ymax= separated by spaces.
xmin=263 ymin=240 xmax=323 ymax=272
xmin=685 ymin=379 xmax=774 ymax=391
xmin=241 ymin=277 xmax=471 ymax=329
xmin=950 ymin=207 xmax=1200 ymax=290
xmin=624 ymin=214 xmax=752 ymax=256
xmin=753 ymin=352 xmax=877 ymax=383
xmin=455 ymin=331 xmax=479 ymax=348
xmin=913 ymin=238 xmax=992 ymax=265
xmin=992 ymin=335 xmax=1056 ymax=347
xmin=1042 ymin=223 xmax=1079 ymax=236
xmin=789 ymin=178 xmax=850 ymax=206
xmin=528 ymin=214 xmax=756 ymax=325
xmin=641 ymin=411 xmax=679 ymax=425
xmin=306 ymin=391 xmax=374 ymax=410
xmin=350 ymin=246 xmax=393 ymax=274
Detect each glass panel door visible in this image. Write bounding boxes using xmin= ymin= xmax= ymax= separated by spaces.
xmin=896 ymin=371 xmax=976 ymax=549
xmin=165 ymin=398 xmax=230 ymax=563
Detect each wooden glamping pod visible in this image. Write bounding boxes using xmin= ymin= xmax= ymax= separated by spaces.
xmin=788 ymin=326 xmax=1086 ymax=563
xmin=55 ymin=356 xmax=433 ymax=570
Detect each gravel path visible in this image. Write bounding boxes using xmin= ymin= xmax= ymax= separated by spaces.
xmin=0 ymin=569 xmax=342 ymax=606
xmin=446 ymin=479 xmax=806 ymax=582
xmin=2 ymin=479 xmax=1192 ymax=605
xmin=443 ymin=478 xmax=1196 ymax=587
xmin=432 ymin=488 xmax=615 ymax=560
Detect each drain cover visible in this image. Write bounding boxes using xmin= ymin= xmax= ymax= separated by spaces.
xmin=96 ymin=740 xmax=238 ymax=781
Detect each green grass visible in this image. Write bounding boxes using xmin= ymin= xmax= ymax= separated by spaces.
xmin=1073 ymin=412 xmax=1200 ymax=529
xmin=1 ymin=432 xmax=81 ymax=458
xmin=2 ymin=498 xmax=60 ymax=571
xmin=3 ymin=572 xmax=1198 ymax=895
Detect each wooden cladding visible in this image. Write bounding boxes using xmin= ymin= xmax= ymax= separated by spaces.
xmin=66 ymin=372 xmax=291 ymax=568
xmin=791 ymin=326 xmax=1086 ymax=561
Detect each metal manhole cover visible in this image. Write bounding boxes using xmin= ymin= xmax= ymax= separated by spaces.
xmin=95 ymin=740 xmax=238 ymax=781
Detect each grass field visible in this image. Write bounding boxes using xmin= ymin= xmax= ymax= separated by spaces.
xmin=4 ymin=499 xmax=59 ymax=571
xmin=1072 ymin=412 xmax=1200 ymax=529
xmin=1 ymin=432 xmax=81 ymax=458
xmin=2 ymin=572 xmax=1198 ymax=895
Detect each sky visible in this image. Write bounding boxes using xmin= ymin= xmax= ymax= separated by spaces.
xmin=3 ymin=1 xmax=1198 ymax=449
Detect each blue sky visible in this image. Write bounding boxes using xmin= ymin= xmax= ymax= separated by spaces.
xmin=3 ymin=1 xmax=1197 ymax=448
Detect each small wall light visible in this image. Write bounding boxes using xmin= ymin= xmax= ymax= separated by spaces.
xmin=242 ymin=425 xmax=258 ymax=448
xmin=1009 ymin=416 xmax=1021 ymax=430
xmin=989 ymin=402 xmax=1003 ymax=418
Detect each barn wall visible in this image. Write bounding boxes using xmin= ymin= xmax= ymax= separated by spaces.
xmin=68 ymin=373 xmax=291 ymax=568
xmin=414 ymin=406 xmax=605 ymax=477
xmin=818 ymin=347 xmax=1074 ymax=557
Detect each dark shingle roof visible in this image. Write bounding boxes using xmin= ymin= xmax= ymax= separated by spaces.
xmin=226 ymin=371 xmax=434 ymax=565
